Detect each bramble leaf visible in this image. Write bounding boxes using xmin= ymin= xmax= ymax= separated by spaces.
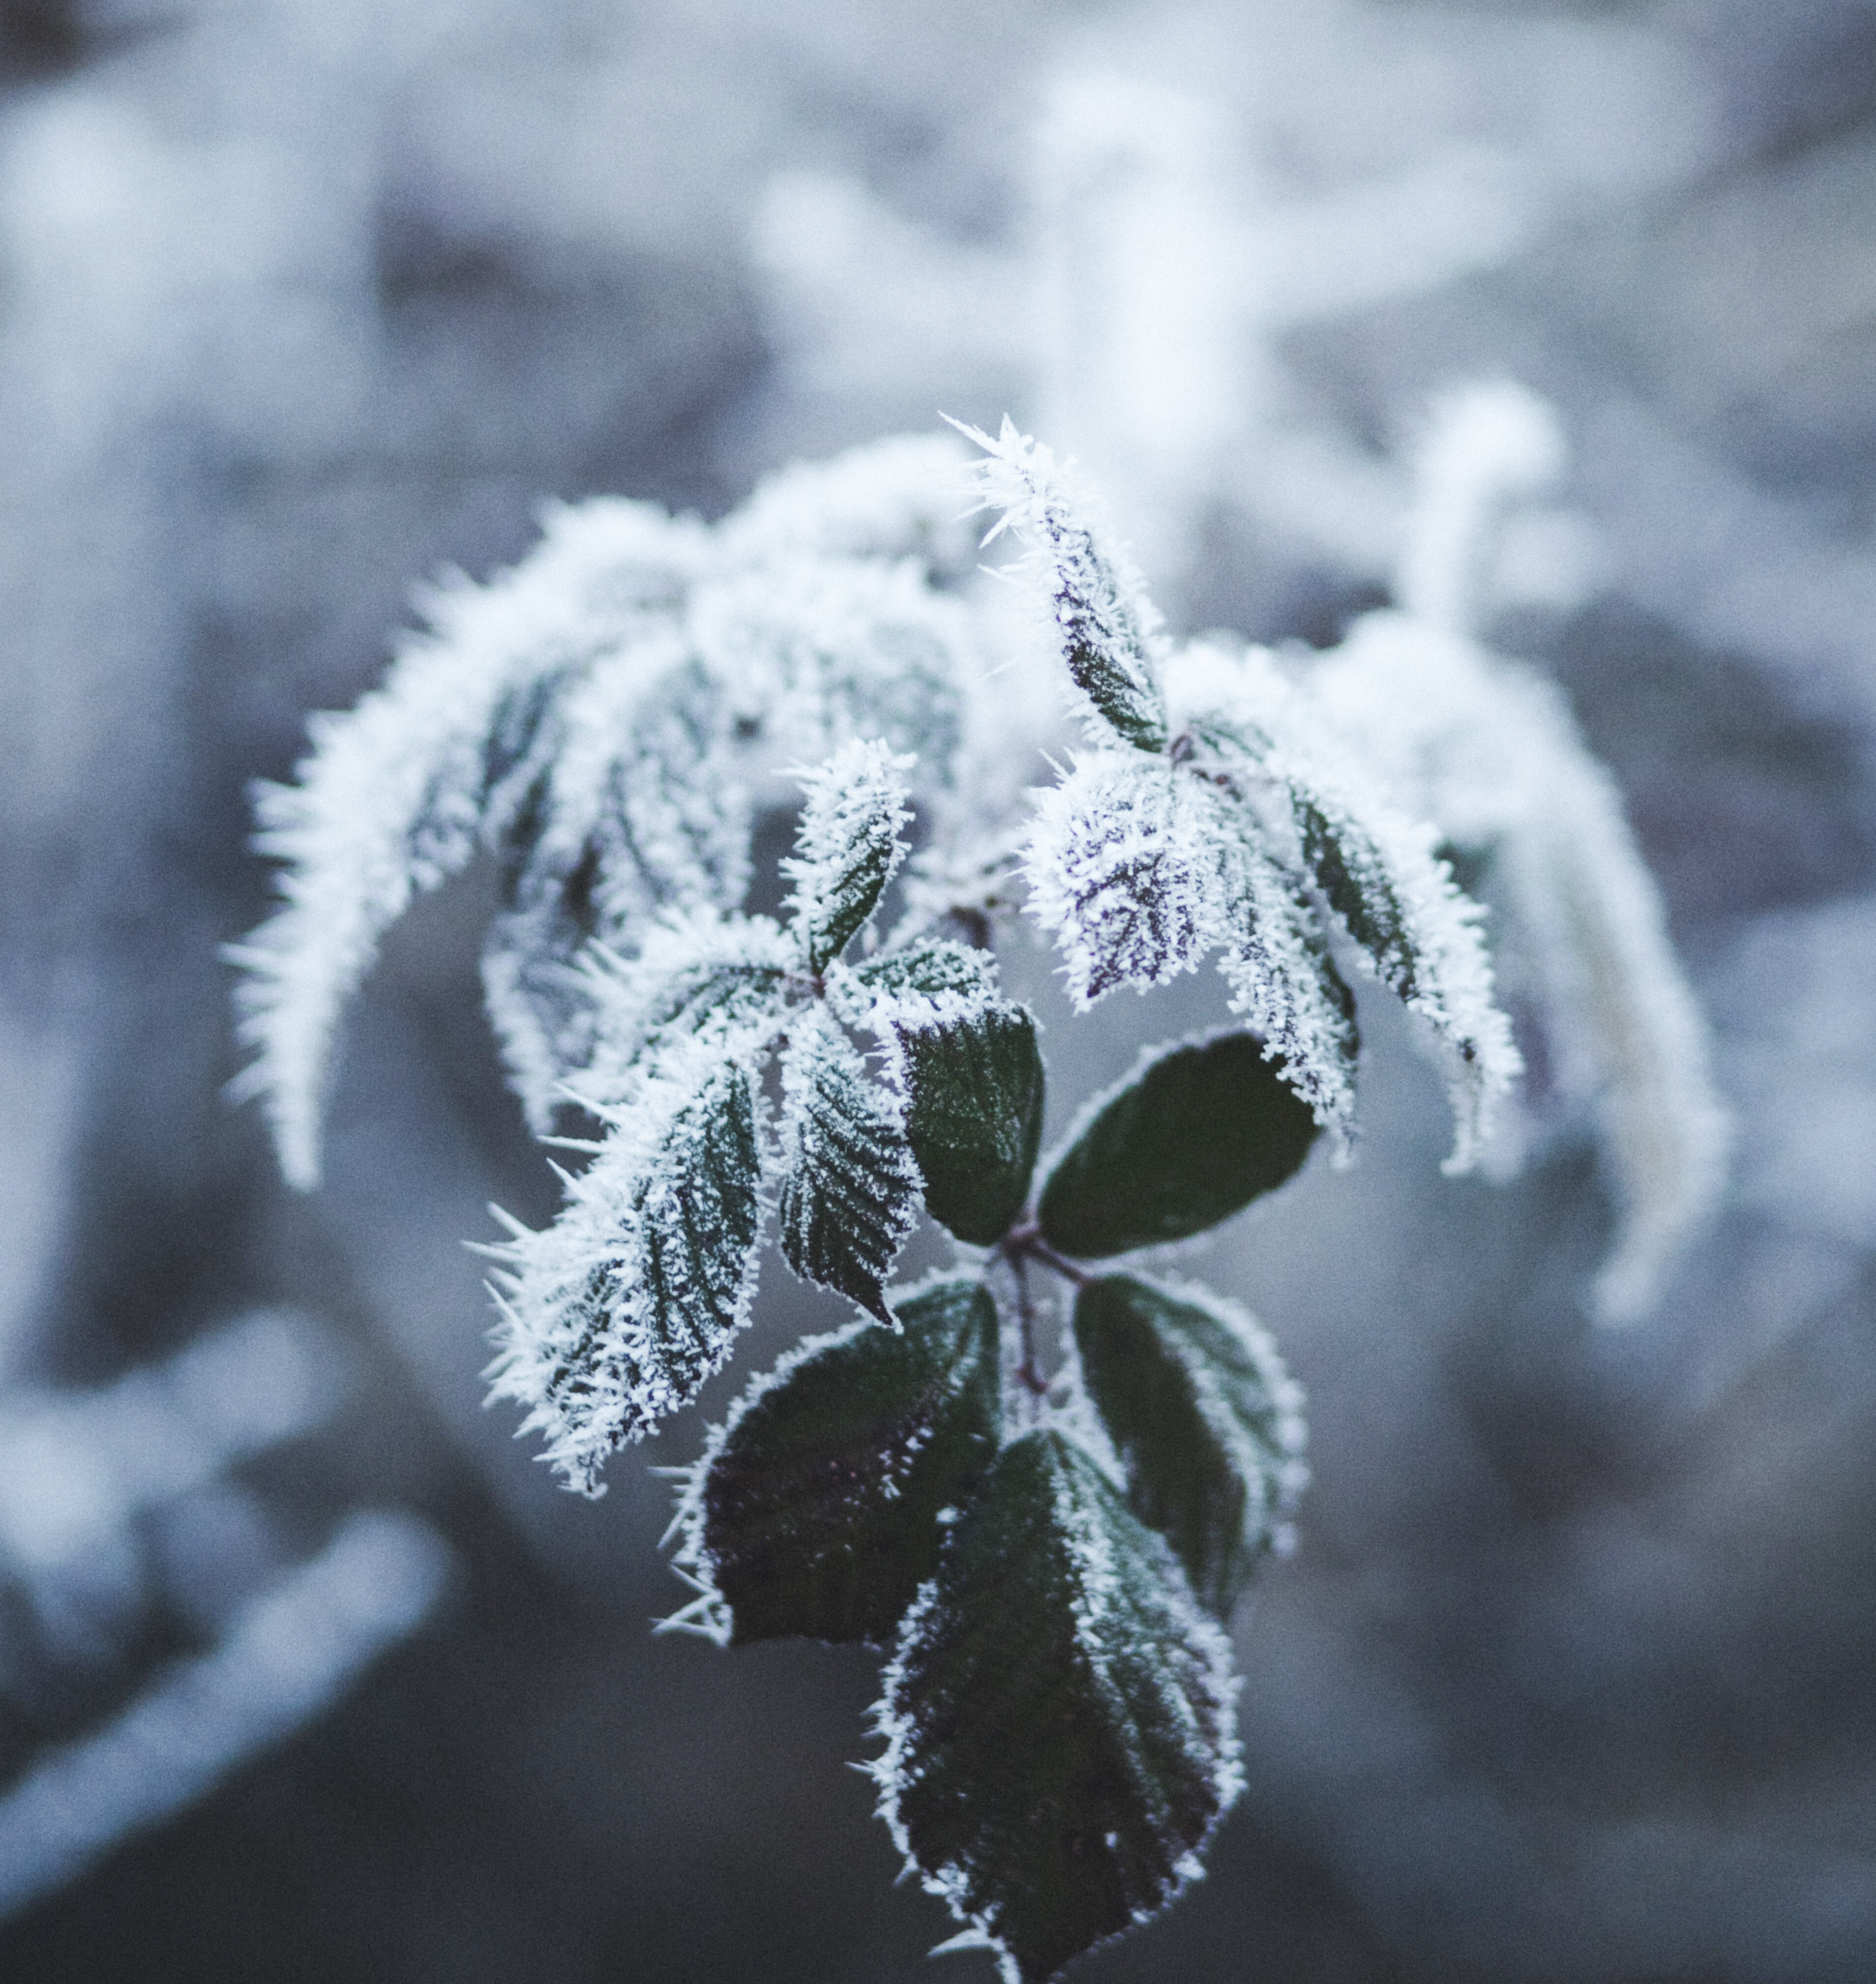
xmin=1038 ymin=1031 xmax=1320 ymax=1259
xmin=776 ymin=1008 xmax=921 ymax=1321
xmin=670 ymin=1278 xmax=1000 ymax=1646
xmin=1025 ymin=752 xmax=1229 ymax=1007
xmin=954 ymin=417 xmax=1169 ymax=752
xmin=484 ymin=1043 xmax=767 ymax=1496
xmin=871 ymin=1429 xmax=1241 ymax=1984
xmin=895 ymin=1003 xmax=1044 ymax=1245
xmin=783 ymin=738 xmax=914 ymax=971
xmin=1072 ymin=1276 xmax=1306 ymax=1616
xmin=1214 ymin=852 xmax=1362 ymax=1147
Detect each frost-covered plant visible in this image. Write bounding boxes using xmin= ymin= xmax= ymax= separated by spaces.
xmin=1310 ymin=383 xmax=1728 ymax=1322
xmin=231 ymin=423 xmax=1523 ymax=1982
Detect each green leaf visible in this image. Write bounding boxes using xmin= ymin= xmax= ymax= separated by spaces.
xmin=1037 ymin=1031 xmax=1321 ymax=1259
xmin=895 ymin=1004 xmax=1044 ymax=1246
xmin=483 ymin=1046 xmax=768 ymax=1496
xmin=783 ymin=738 xmax=912 ymax=971
xmin=1292 ymin=791 xmax=1418 ymax=1002
xmin=776 ymin=1008 xmax=921 ymax=1322
xmin=1072 ymin=1276 xmax=1305 ymax=1616
xmin=851 ymin=936 xmax=995 ymax=1003
xmin=674 ymin=1278 xmax=1001 ymax=1645
xmin=872 ymin=1430 xmax=1241 ymax=1984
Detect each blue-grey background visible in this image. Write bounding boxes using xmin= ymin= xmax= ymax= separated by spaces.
xmin=2 ymin=1 xmax=1875 ymax=1978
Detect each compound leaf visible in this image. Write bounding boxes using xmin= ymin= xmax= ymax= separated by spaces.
xmin=672 ymin=1278 xmax=1001 ymax=1646
xmin=776 ymin=1008 xmax=921 ymax=1321
xmin=1037 ymin=1031 xmax=1320 ymax=1259
xmin=871 ymin=1429 xmax=1241 ymax=1984
xmin=1072 ymin=1276 xmax=1306 ymax=1617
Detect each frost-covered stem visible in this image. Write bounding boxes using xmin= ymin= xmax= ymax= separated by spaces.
xmin=999 ymin=1222 xmax=1090 ymax=1409
xmin=1008 ymin=1252 xmax=1047 ymax=1402
xmin=1006 ymin=1222 xmax=1090 ymax=1290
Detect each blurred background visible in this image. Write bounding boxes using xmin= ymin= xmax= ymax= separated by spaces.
xmin=2 ymin=0 xmax=1875 ymax=1977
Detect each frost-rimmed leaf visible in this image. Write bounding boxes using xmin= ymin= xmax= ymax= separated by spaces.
xmin=576 ymin=910 xmax=792 ymax=1105
xmin=483 ymin=1041 xmax=767 ymax=1497
xmin=715 ymin=430 xmax=980 ymax=579
xmin=687 ymin=557 xmax=968 ymax=788
xmin=870 ymin=1429 xmax=1242 ymax=1984
xmin=1277 ymin=756 xmax=1514 ymax=1175
xmin=782 ymin=738 xmax=914 ymax=970
xmin=1025 ymin=752 xmax=1228 ymax=1006
xmin=1072 ymin=1275 xmax=1307 ymax=1617
xmin=776 ymin=1007 xmax=921 ymax=1321
xmin=226 ymin=503 xmax=705 ymax=1187
xmin=953 ymin=416 xmax=1168 ymax=752
xmin=666 ymin=1277 xmax=1000 ymax=1646
xmin=1038 ymin=1032 xmax=1320 ymax=1260
xmin=894 ymin=1004 xmax=1044 ymax=1246
xmin=1161 ymin=639 xmax=1518 ymax=1173
xmin=849 ymin=939 xmax=1045 ymax=1246
xmin=1213 ymin=850 xmax=1363 ymax=1148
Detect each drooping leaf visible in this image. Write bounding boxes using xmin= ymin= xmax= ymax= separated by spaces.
xmin=1024 ymin=752 xmax=1231 ymax=1007
xmin=1038 ymin=1031 xmax=1320 ymax=1260
xmin=953 ymin=416 xmax=1169 ymax=752
xmin=479 ymin=650 xmax=759 ymax=1127
xmin=775 ymin=1007 xmax=922 ymax=1321
xmin=483 ymin=1044 xmax=768 ymax=1497
xmin=1214 ymin=852 xmax=1362 ymax=1151
xmin=870 ymin=1430 xmax=1241 ymax=1984
xmin=228 ymin=500 xmax=706 ymax=1188
xmin=1072 ymin=1276 xmax=1307 ymax=1617
xmin=782 ymin=738 xmax=915 ymax=971
xmin=1281 ymin=762 xmax=1517 ymax=1172
xmin=669 ymin=1278 xmax=1001 ymax=1646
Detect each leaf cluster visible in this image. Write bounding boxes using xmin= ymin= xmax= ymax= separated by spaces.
xmin=666 ymin=1024 xmax=1310 ymax=1981
xmin=229 ymin=420 xmax=1542 ymax=1982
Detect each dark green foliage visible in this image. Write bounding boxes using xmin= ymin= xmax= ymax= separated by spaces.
xmin=853 ymin=937 xmax=992 ymax=1002
xmin=776 ymin=1015 xmax=921 ymax=1322
xmin=1073 ymin=1275 xmax=1301 ymax=1616
xmin=634 ymin=956 xmax=789 ymax=1053
xmin=1294 ymin=793 xmax=1417 ymax=1002
xmin=690 ymin=1279 xmax=1001 ymax=1645
xmin=1037 ymin=1030 xmax=1321 ymax=1258
xmin=875 ymin=1431 xmax=1239 ymax=1984
xmin=528 ymin=1054 xmax=767 ymax=1491
xmin=896 ymin=1004 xmax=1044 ymax=1244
